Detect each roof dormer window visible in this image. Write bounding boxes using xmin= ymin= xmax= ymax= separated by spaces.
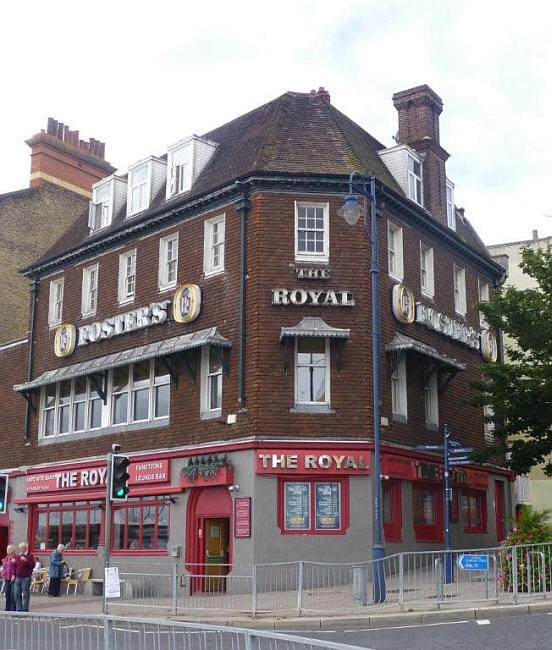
xmin=166 ymin=135 xmax=218 ymax=200
xmin=407 ymin=154 xmax=423 ymax=205
xmin=89 ymin=176 xmax=127 ymax=233
xmin=126 ymin=156 xmax=167 ymax=218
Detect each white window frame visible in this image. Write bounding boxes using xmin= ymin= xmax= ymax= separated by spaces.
xmin=407 ymin=154 xmax=423 ymax=205
xmin=127 ymin=163 xmax=151 ymax=216
xmin=118 ymin=250 xmax=137 ymax=305
xmin=203 ymin=214 xmax=225 ymax=276
xmin=167 ymin=144 xmax=192 ymax=198
xmin=446 ymin=181 xmax=455 ymax=230
xmin=454 ymin=264 xmax=467 ymax=316
xmin=387 ymin=221 xmax=404 ymax=281
xmin=420 ymin=242 xmax=434 ymax=298
xmin=478 ymin=279 xmax=490 ymax=328
xmin=48 ymin=277 xmax=64 ymax=328
xmin=81 ymin=263 xmax=99 ymax=318
xmin=391 ymin=357 xmax=407 ymax=421
xmin=294 ymin=201 xmax=329 ymax=263
xmin=89 ymin=182 xmax=114 ymax=232
xmin=158 ymin=233 xmax=179 ymax=291
xmin=200 ymin=345 xmax=223 ymax=418
xmin=424 ymin=371 xmax=439 ymax=428
xmin=294 ymin=337 xmax=331 ymax=407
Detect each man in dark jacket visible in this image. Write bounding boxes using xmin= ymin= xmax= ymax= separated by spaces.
xmin=14 ymin=542 xmax=36 ymax=612
xmin=48 ymin=544 xmax=65 ymax=597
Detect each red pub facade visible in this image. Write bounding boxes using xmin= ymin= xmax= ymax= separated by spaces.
xmin=0 ymin=84 xmax=512 ymax=576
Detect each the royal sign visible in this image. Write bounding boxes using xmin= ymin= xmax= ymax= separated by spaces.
xmin=256 ymin=450 xmax=370 ymax=475
xmin=25 ymin=459 xmax=170 ymax=494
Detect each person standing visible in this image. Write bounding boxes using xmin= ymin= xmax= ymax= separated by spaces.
xmin=14 ymin=542 xmax=35 ymax=612
xmin=2 ymin=545 xmax=16 ymax=611
xmin=48 ymin=544 xmax=65 ymax=597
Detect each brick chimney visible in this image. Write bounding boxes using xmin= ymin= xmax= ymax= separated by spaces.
xmin=25 ymin=118 xmax=116 ymax=198
xmin=392 ymin=85 xmax=449 ymax=225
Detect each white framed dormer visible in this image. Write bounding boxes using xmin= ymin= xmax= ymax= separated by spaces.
xmin=387 ymin=221 xmax=404 ymax=281
xmin=48 ymin=277 xmax=64 ymax=328
xmin=378 ymin=144 xmax=423 ymax=207
xmin=295 ymin=201 xmax=330 ymax=263
xmin=81 ymin=263 xmax=99 ymax=318
xmin=166 ymin=135 xmax=218 ymax=200
xmin=127 ymin=156 xmax=167 ymax=217
xmin=158 ymin=233 xmax=179 ymax=291
xmin=89 ymin=175 xmax=127 ymax=233
xmin=446 ymin=180 xmax=455 ymax=230
xmin=204 ymin=214 xmax=225 ymax=277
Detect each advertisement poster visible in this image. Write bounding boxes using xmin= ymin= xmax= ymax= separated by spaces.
xmin=315 ymin=483 xmax=340 ymax=530
xmin=105 ymin=567 xmax=121 ymax=598
xmin=284 ymin=483 xmax=310 ymax=530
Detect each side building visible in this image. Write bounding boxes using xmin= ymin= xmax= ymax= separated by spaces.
xmin=488 ymin=229 xmax=552 ymax=513
xmin=1 ymin=86 xmax=511 ymax=576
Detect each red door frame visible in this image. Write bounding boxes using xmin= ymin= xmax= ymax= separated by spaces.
xmin=494 ymin=480 xmax=506 ymax=542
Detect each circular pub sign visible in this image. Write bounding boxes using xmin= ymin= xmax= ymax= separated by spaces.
xmin=173 ymin=284 xmax=202 ymax=323
xmin=480 ymin=329 xmax=498 ymax=363
xmin=54 ymin=323 xmax=76 ymax=358
xmin=392 ymin=284 xmax=416 ymax=324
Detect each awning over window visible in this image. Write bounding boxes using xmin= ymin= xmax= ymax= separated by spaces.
xmin=14 ymin=326 xmax=231 ymax=393
xmin=279 ymin=316 xmax=350 ymax=343
xmin=386 ymin=333 xmax=466 ymax=372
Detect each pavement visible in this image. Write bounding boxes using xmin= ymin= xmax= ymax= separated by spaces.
xmin=24 ymin=592 xmax=552 ymax=630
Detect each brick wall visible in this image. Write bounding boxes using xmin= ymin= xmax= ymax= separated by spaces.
xmin=1 ymin=189 xmax=499 ymax=468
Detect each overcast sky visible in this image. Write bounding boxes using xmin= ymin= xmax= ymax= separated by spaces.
xmin=1 ymin=0 xmax=550 ymax=245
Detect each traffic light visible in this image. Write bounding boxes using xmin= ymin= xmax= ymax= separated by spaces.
xmin=0 ymin=474 xmax=8 ymax=514
xmin=110 ymin=455 xmax=130 ymax=501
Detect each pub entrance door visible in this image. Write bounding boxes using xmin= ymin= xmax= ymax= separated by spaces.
xmin=204 ymin=517 xmax=229 ymax=593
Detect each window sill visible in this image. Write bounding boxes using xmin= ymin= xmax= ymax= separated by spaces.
xmin=118 ymin=297 xmax=135 ymax=307
xmin=203 ymin=267 xmax=225 ymax=279
xmin=392 ymin=413 xmax=407 ymax=424
xmin=81 ymin=312 xmax=97 ymax=320
xmin=424 ymin=422 xmax=439 ymax=432
xmin=388 ymin=274 xmax=404 ymax=284
xmin=48 ymin=322 xmax=61 ymax=331
xmin=290 ymin=405 xmax=335 ymax=414
xmin=421 ymin=291 xmax=434 ymax=301
xmin=158 ymin=284 xmax=177 ymax=294
xmin=38 ymin=417 xmax=169 ymax=445
xmin=294 ymin=255 xmax=329 ymax=265
xmin=454 ymin=310 xmax=467 ymax=319
xmin=201 ymin=410 xmax=222 ymax=421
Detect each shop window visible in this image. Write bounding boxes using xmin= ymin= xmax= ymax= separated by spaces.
xmin=48 ymin=277 xmax=64 ymax=328
xmin=204 ymin=214 xmax=225 ymax=276
xmin=295 ymin=201 xmax=329 ymax=263
xmin=31 ymin=502 xmax=103 ymax=552
xmin=383 ymin=480 xmax=402 ymax=542
xmin=201 ymin=345 xmax=223 ymax=418
xmin=295 ymin=338 xmax=330 ymax=407
xmin=111 ymin=497 xmax=169 ymax=552
xmin=460 ymin=489 xmax=487 ymax=533
xmin=277 ymin=477 xmax=349 ymax=535
xmin=39 ymin=359 xmax=170 ymax=439
xmin=412 ymin=484 xmax=442 ymax=542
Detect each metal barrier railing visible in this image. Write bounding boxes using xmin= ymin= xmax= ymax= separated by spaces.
xmin=101 ymin=542 xmax=552 ymax=617
xmin=0 ymin=611 xmax=365 ymax=650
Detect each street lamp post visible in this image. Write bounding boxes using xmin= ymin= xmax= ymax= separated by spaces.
xmin=339 ymin=173 xmax=386 ymax=603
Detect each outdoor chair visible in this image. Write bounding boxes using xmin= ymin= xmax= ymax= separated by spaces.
xmin=31 ymin=567 xmax=49 ymax=594
xmin=63 ymin=567 xmax=91 ymax=595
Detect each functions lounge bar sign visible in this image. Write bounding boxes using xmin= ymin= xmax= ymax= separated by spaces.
xmin=256 ymin=449 xmax=370 ymax=475
xmin=25 ymin=459 xmax=170 ymax=494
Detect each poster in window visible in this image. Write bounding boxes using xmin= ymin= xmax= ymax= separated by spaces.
xmin=284 ymin=483 xmax=310 ymax=530
xmin=315 ymin=483 xmax=340 ymax=530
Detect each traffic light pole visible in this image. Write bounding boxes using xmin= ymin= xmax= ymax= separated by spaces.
xmin=103 ymin=451 xmax=113 ymax=614
xmin=443 ymin=424 xmax=454 ymax=584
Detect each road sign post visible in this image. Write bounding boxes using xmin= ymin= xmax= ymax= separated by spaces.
xmin=458 ymin=554 xmax=489 ymax=571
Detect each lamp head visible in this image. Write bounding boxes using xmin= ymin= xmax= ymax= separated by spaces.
xmin=338 ymin=194 xmax=366 ymax=226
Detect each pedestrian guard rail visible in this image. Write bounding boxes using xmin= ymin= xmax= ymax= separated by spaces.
xmin=104 ymin=542 xmax=552 ymax=617
xmin=0 ymin=611 xmax=365 ymax=650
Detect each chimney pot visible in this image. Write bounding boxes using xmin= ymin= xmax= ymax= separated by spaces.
xmin=532 ymin=229 xmax=539 ymax=241
xmin=316 ymin=86 xmax=331 ymax=103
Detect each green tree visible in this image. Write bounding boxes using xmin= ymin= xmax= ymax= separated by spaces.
xmin=472 ymin=245 xmax=552 ymax=475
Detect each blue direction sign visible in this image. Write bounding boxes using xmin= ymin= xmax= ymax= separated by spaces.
xmin=415 ymin=444 xmax=444 ymax=451
xmin=449 ymin=447 xmax=474 ymax=455
xmin=448 ymin=455 xmax=470 ymax=463
xmin=449 ymin=441 xmax=462 ymax=448
xmin=458 ymin=554 xmax=489 ymax=571
xmin=449 ymin=459 xmax=471 ymax=466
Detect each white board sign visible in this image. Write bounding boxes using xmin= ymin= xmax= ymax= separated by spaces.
xmin=105 ymin=566 xmax=121 ymax=598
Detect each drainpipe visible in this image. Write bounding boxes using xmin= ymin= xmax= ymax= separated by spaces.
xmin=235 ymin=182 xmax=251 ymax=407
xmin=23 ymin=276 xmax=39 ymax=445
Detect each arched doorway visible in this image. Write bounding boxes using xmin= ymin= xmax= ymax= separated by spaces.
xmin=186 ymin=486 xmax=232 ymax=592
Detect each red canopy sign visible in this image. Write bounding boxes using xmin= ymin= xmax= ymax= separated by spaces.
xmin=25 ymin=459 xmax=170 ymax=494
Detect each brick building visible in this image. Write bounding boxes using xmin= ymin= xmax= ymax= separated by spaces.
xmin=2 ymin=85 xmax=512 ymax=576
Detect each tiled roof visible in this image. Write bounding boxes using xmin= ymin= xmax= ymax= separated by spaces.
xmin=34 ymin=92 xmax=403 ymax=265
